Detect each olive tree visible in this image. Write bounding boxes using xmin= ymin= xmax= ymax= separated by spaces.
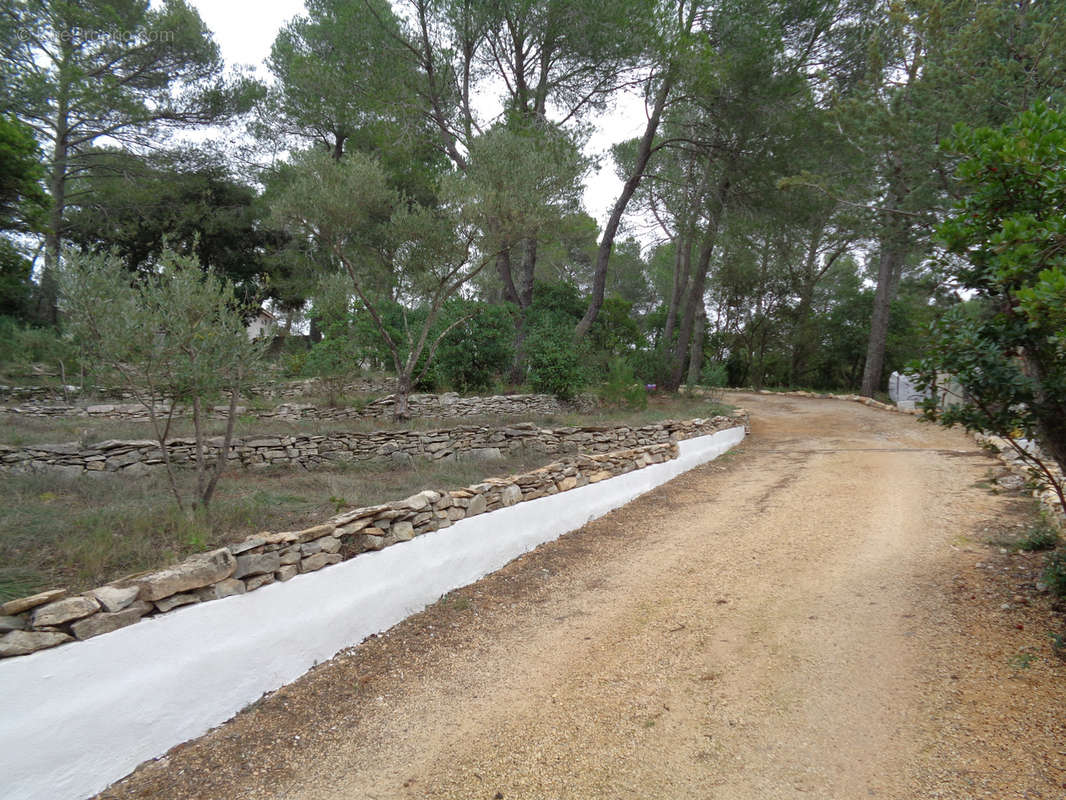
xmin=60 ymin=247 xmax=266 ymax=513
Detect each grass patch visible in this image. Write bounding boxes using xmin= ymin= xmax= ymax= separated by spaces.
xmin=0 ymin=394 xmax=735 ymax=446
xmin=1019 ymin=522 xmax=1061 ymax=552
xmin=0 ymin=391 xmax=739 ymax=597
xmin=0 ymin=450 xmax=561 ymax=595
xmin=990 ymin=518 xmax=1061 ymax=553
xmin=1042 ymin=549 xmax=1066 ymax=598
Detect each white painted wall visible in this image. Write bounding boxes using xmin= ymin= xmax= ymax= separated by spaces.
xmin=0 ymin=426 xmax=744 ymax=800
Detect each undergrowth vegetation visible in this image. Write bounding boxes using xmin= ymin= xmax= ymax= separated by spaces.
xmin=0 ymin=449 xmax=564 ymax=598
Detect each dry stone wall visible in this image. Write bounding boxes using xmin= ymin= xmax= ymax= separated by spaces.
xmin=0 ymin=416 xmax=731 ymax=476
xmin=0 ymin=412 xmax=748 ymax=660
xmin=0 ymin=391 xmax=592 ymax=423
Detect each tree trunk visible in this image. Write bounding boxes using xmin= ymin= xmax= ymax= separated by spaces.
xmin=38 ymin=73 xmax=71 ymax=327
xmin=686 ymin=301 xmax=706 ymax=387
xmin=496 ymin=246 xmax=521 ymax=306
xmin=667 ymin=229 xmax=716 ymax=390
xmin=1022 ymin=350 xmax=1066 ymax=474
xmin=508 ymin=313 xmax=529 ymax=385
xmin=202 ymin=385 xmax=241 ymax=511
xmin=309 ymin=315 xmax=323 ymax=344
xmin=505 ymin=240 xmax=537 ymax=384
xmin=666 ymin=170 xmax=732 ymax=391
xmin=861 ymin=161 xmax=910 ymax=397
xmin=663 ymin=233 xmax=692 ymax=348
xmin=575 ymin=68 xmax=677 ymax=340
xmin=860 ymin=244 xmax=904 ymax=396
xmin=393 ymin=372 xmax=412 ymax=421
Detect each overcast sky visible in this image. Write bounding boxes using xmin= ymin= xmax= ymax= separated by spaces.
xmin=187 ymin=0 xmax=650 ymax=240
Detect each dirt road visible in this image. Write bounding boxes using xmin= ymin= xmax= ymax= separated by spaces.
xmin=100 ymin=394 xmax=1066 ymax=800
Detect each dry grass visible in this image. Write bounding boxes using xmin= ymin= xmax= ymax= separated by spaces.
xmin=0 ymin=450 xmax=559 ymax=599
xmin=0 ymin=392 xmax=735 ymax=600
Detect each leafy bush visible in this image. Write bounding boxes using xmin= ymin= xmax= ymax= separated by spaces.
xmin=0 ymin=315 xmax=81 ymax=376
xmin=599 ymin=357 xmax=647 ymax=409
xmin=700 ymin=361 xmax=728 ymax=388
xmin=913 ymin=104 xmax=1066 ymax=515
xmin=1019 ymin=521 xmax=1060 ymax=552
xmin=429 ymin=301 xmax=514 ymax=393
xmin=526 ymin=321 xmax=586 ymax=400
xmin=1043 ymin=549 xmax=1066 ymax=597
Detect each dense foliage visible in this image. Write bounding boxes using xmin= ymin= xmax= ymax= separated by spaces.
xmin=0 ymin=0 xmax=1063 ymax=437
xmin=913 ymin=105 xmax=1066 ymax=510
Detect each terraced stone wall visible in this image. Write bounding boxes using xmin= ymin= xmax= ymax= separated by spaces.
xmin=0 ymin=411 xmax=748 ymax=660
xmin=0 ymin=417 xmax=731 ymax=476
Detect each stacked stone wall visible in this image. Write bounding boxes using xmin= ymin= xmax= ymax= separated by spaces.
xmin=0 ymin=412 xmax=748 ymax=659
xmin=0 ymin=416 xmax=735 ymax=476
xmin=0 ymin=391 xmax=594 ymax=423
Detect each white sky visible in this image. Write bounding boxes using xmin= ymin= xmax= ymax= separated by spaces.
xmin=187 ymin=0 xmax=648 ymax=238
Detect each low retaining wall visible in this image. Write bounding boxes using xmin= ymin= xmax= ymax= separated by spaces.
xmin=0 ymin=425 xmax=746 ymax=800
xmin=0 ymin=377 xmax=392 ymax=403
xmin=0 ymin=413 xmax=748 ymax=662
xmin=0 ymin=416 xmax=735 ymax=476
xmin=0 ymin=391 xmax=595 ymax=423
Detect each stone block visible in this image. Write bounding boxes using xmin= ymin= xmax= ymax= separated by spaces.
xmin=135 ymin=548 xmax=236 ymax=601
xmin=92 ymin=585 xmax=140 ymax=613
xmin=229 ymin=536 xmax=267 ymax=556
xmin=391 ymin=521 xmax=415 ymax=542
xmin=360 ymin=533 xmax=385 ymax=551
xmin=300 ymin=536 xmax=341 ymax=556
xmin=0 ymin=588 xmax=67 ymax=616
xmin=233 ymin=552 xmax=281 ymax=579
xmin=278 ymin=547 xmax=301 ymax=566
xmin=31 ymin=595 xmax=100 ymax=627
xmin=466 ymin=493 xmax=487 ymax=517
xmin=154 ymin=593 xmax=200 ymax=613
xmin=197 ymin=578 xmax=246 ymax=601
xmin=556 ymin=476 xmax=578 ymax=492
xmin=71 ymin=601 xmax=151 ymax=640
xmin=0 ymin=630 xmax=72 ymax=658
xmin=275 ymin=565 xmax=298 ymax=582
xmin=245 ymin=573 xmax=275 ymax=591
xmin=499 ymin=484 xmax=522 ymax=507
xmin=300 ymin=553 xmax=342 ymax=573
xmin=0 ymin=615 xmax=26 ymax=634
xmin=336 ymin=517 xmax=372 ymax=535
xmin=296 ymin=524 xmax=336 ymax=543
xmin=398 ymin=490 xmax=439 ymax=511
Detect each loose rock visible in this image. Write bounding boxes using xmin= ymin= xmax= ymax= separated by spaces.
xmin=31 ymin=595 xmax=100 ymax=627
xmin=0 ymin=588 xmax=67 ymax=616
xmin=92 ymin=585 xmax=141 ymax=613
xmin=0 ymin=629 xmax=73 ymax=657
xmin=135 ymin=549 xmax=236 ymax=601
xmin=71 ymin=602 xmax=152 ymax=640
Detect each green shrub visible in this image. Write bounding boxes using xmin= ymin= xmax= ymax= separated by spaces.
xmin=701 ymin=361 xmax=728 ymax=388
xmin=526 ymin=322 xmax=586 ymax=400
xmin=430 ymin=302 xmax=514 ymax=393
xmin=0 ymin=315 xmax=81 ymax=374
xmin=1019 ymin=521 xmax=1060 ymax=552
xmin=599 ymin=358 xmax=647 ymax=409
xmin=1043 ymin=549 xmax=1066 ymax=597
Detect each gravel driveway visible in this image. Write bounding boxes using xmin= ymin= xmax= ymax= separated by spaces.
xmin=97 ymin=393 xmax=1066 ymax=800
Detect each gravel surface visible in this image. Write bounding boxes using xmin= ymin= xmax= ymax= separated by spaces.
xmin=96 ymin=393 xmax=1066 ymax=800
